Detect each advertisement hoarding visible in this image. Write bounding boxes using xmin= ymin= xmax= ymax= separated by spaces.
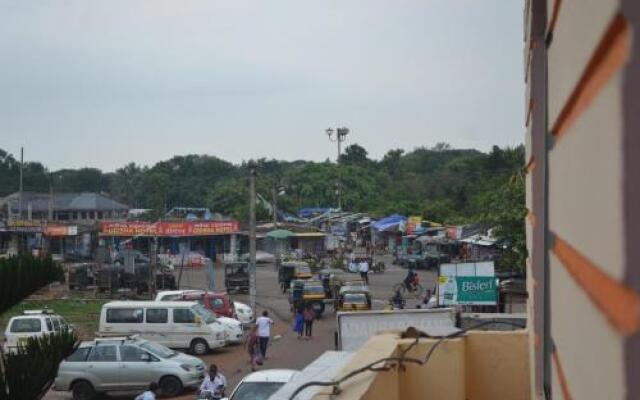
xmin=405 ymin=216 xmax=422 ymax=234
xmin=45 ymin=225 xmax=78 ymax=236
xmin=438 ymin=261 xmax=497 ymax=306
xmin=101 ymin=221 xmax=240 ymax=237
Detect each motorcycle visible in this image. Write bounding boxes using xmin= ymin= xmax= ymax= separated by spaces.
xmin=197 ymin=388 xmax=224 ymax=400
xmin=197 ymin=390 xmax=215 ymax=400
xmin=371 ymin=261 xmax=385 ymax=274
xmin=389 ymin=289 xmax=406 ymax=309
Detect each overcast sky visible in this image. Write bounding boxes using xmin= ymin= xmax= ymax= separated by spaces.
xmin=0 ymin=0 xmax=524 ymax=172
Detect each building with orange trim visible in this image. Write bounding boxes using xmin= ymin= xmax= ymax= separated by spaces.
xmin=525 ymin=0 xmax=640 ymax=399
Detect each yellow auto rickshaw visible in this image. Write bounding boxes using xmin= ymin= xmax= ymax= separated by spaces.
xmin=279 ymin=262 xmax=312 ymax=292
xmin=337 ymin=287 xmax=372 ymax=311
xmin=291 ymin=279 xmax=327 ymax=318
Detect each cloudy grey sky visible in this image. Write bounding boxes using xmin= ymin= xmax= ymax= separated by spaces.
xmin=0 ymin=0 xmax=524 ymax=172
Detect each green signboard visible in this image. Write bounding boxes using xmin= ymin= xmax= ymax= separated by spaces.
xmin=455 ymin=276 xmax=497 ymax=304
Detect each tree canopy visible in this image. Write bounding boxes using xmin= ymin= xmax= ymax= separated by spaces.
xmin=0 ymin=143 xmax=526 ymax=269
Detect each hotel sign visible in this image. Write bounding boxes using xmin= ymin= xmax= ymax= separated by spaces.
xmin=101 ymin=221 xmax=240 ymax=237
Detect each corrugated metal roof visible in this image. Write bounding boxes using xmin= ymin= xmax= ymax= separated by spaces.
xmin=1 ymin=192 xmax=128 ymax=212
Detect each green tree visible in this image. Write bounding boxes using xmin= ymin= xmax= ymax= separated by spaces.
xmin=339 ymin=144 xmax=370 ymax=166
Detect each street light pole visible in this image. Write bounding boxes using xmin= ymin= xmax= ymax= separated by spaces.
xmin=19 ymin=147 xmax=23 ymax=218
xmin=248 ymin=162 xmax=257 ymax=314
xmin=325 ymin=127 xmax=350 ymax=210
xmin=272 ymin=184 xmax=278 ymax=227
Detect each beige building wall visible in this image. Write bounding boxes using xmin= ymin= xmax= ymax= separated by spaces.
xmin=525 ymin=0 xmax=640 ymax=398
xmin=314 ymin=331 xmax=529 ymax=400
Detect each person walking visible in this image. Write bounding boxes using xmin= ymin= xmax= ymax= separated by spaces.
xmin=246 ymin=325 xmax=262 ymax=371
xmin=359 ymin=258 xmax=370 ymax=285
xmin=256 ymin=310 xmax=274 ymax=359
xmin=293 ymin=307 xmax=304 ymax=339
xmin=303 ymin=305 xmax=315 ymax=339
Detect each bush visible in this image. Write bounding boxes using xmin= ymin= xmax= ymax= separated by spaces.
xmin=0 ymin=330 xmax=77 ymax=400
xmin=0 ymin=256 xmax=64 ymax=314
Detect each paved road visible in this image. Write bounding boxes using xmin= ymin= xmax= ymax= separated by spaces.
xmin=46 ymin=258 xmax=436 ymax=399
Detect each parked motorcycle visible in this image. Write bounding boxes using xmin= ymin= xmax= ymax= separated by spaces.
xmin=371 ymin=261 xmax=385 ymax=274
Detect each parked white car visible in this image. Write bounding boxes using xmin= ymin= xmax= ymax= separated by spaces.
xmin=98 ymin=301 xmax=227 ymax=355
xmin=216 ymin=316 xmax=243 ymax=344
xmin=3 ymin=309 xmax=72 ymax=352
xmin=233 ymin=301 xmax=254 ymax=325
xmin=54 ymin=336 xmax=206 ymax=399
xmin=225 ymin=369 xmax=299 ymax=400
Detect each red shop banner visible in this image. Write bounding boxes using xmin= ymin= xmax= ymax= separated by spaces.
xmin=156 ymin=221 xmax=240 ymax=236
xmin=101 ymin=221 xmax=158 ymax=236
xmin=101 ymin=221 xmax=240 ymax=237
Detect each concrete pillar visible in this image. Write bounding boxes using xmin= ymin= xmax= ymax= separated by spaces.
xmin=230 ymin=234 xmax=237 ymax=261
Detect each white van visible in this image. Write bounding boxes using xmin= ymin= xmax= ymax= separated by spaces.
xmin=98 ymin=301 xmax=227 ymax=355
xmin=3 ymin=309 xmax=72 ymax=353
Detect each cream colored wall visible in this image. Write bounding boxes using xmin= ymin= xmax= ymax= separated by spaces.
xmin=397 ymin=339 xmax=466 ymax=400
xmin=546 ymin=2 xmax=627 ymax=397
xmin=466 ymin=331 xmax=530 ymax=400
xmin=318 ymin=331 xmax=530 ymax=400
xmin=313 ymin=334 xmax=399 ymax=400
xmin=548 ymin=73 xmax=625 ymax=280
xmin=549 ymin=254 xmax=625 ymax=400
xmin=547 ymin=0 xmax=619 ymax=124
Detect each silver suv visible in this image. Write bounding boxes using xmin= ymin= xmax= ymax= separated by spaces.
xmin=53 ymin=336 xmax=206 ymax=400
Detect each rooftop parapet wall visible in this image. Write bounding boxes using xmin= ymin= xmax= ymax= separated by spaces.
xmin=312 ymin=330 xmax=529 ymax=400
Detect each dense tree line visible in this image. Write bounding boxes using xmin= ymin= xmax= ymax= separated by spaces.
xmin=0 ymin=144 xmax=526 ymax=269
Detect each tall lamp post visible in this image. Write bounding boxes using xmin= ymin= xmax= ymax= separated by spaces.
xmin=248 ymin=162 xmax=257 ymax=314
xmin=325 ymin=127 xmax=349 ymax=210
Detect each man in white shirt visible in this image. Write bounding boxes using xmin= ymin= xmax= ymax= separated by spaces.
xmin=256 ymin=310 xmax=274 ymax=359
xmin=199 ymin=364 xmax=227 ymax=399
xmin=359 ymin=259 xmax=370 ymax=285
xmin=135 ymin=382 xmax=159 ymax=400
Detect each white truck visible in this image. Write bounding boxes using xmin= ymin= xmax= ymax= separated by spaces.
xmin=336 ymin=308 xmax=458 ymax=352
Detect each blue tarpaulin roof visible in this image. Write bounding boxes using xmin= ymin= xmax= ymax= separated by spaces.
xmin=371 ymin=214 xmax=406 ymax=231
xmin=298 ymin=207 xmax=333 ymax=218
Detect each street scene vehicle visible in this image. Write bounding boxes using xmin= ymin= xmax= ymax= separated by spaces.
xmin=224 ymin=262 xmax=249 ymax=294
xmin=3 ymin=309 xmax=72 ymax=352
xmin=393 ymin=274 xmax=424 ymax=298
xmin=67 ymin=263 xmax=98 ymax=290
xmin=98 ymin=301 xmax=227 ymax=355
xmin=156 ymin=290 xmax=236 ymax=318
xmin=53 ymin=336 xmax=206 ymax=399
xmin=371 ymin=260 xmax=385 ymax=274
xmin=337 ymin=288 xmax=372 ymax=311
xmin=93 ymin=263 xmax=176 ymax=294
xmin=227 ymin=369 xmax=299 ymax=400
xmin=232 ymin=302 xmax=254 ymax=325
xmin=340 ymin=280 xmax=368 ymax=293
xmin=278 ymin=262 xmax=312 ymax=292
xmin=155 ymin=290 xmax=254 ymax=325
xmin=289 ymin=279 xmax=326 ymax=318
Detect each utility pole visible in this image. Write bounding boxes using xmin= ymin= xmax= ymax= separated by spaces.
xmin=325 ymin=127 xmax=349 ymax=210
xmin=271 ymin=185 xmax=278 ymax=227
xmin=19 ymin=147 xmax=23 ymax=219
xmin=248 ymin=162 xmax=257 ymax=314
xmin=48 ymin=173 xmax=54 ymax=221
